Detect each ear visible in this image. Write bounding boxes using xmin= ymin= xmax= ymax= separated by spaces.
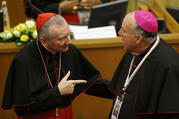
xmin=40 ymin=38 xmax=48 ymax=47
xmin=136 ymin=34 xmax=143 ymax=44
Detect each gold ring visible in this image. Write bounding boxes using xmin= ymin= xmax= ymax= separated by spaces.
xmin=73 ymin=6 xmax=78 ymax=10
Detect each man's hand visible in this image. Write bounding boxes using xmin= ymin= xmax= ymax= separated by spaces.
xmin=58 ymin=71 xmax=87 ymax=95
xmin=59 ymin=0 xmax=80 ymax=13
xmin=80 ymin=0 xmax=101 ymax=10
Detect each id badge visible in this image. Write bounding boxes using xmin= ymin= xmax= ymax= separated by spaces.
xmin=111 ymin=94 xmax=124 ymax=119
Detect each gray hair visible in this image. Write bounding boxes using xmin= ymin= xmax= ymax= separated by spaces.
xmin=38 ymin=14 xmax=66 ymax=40
xmin=132 ymin=22 xmax=158 ymax=43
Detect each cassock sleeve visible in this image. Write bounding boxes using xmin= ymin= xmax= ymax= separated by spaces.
xmin=85 ymin=79 xmax=114 ymax=99
xmin=66 ymin=45 xmax=114 ymax=99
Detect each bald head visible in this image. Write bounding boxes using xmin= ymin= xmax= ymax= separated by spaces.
xmin=122 ymin=12 xmax=136 ymax=33
xmin=122 ymin=11 xmax=157 ymax=43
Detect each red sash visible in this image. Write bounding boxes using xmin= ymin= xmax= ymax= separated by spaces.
xmin=63 ymin=13 xmax=80 ymax=24
xmin=17 ymin=105 xmax=72 ymax=119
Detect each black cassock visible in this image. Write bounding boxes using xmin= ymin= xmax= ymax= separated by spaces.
xmin=2 ymin=40 xmax=113 ymax=118
xmin=109 ymin=39 xmax=179 ymax=119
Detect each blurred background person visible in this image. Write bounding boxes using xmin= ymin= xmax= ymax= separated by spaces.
xmin=24 ymin=0 xmax=110 ymax=24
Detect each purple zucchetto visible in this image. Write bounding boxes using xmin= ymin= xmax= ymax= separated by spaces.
xmin=134 ymin=10 xmax=158 ymax=33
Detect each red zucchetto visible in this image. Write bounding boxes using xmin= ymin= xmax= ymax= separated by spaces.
xmin=36 ymin=13 xmax=56 ymax=32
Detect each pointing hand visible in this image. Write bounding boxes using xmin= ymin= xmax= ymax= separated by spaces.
xmin=58 ymin=71 xmax=87 ymax=95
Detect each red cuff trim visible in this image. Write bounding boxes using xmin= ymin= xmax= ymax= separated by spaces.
xmin=72 ymin=77 xmax=102 ymax=101
xmin=14 ymin=101 xmax=35 ymax=107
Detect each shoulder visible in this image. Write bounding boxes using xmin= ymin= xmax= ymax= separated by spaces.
xmin=149 ymin=38 xmax=179 ymax=67
xmin=14 ymin=41 xmax=36 ymax=62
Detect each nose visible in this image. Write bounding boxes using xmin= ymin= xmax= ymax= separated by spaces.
xmin=118 ymin=29 xmax=123 ymax=36
xmin=65 ymin=36 xmax=72 ymax=45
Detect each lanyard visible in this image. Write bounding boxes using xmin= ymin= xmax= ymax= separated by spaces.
xmin=123 ymin=36 xmax=160 ymax=91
